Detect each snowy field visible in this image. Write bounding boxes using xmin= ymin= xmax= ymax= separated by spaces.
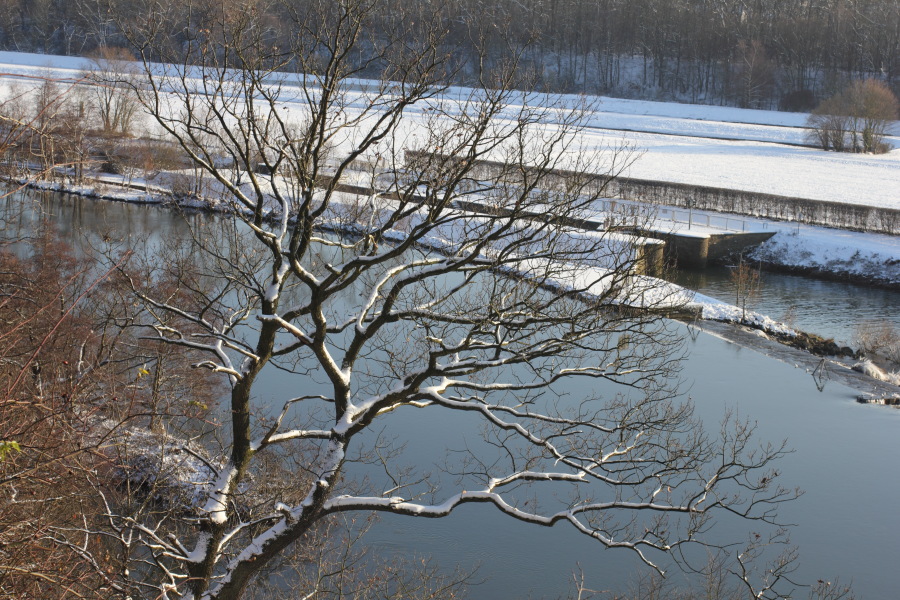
xmin=0 ymin=51 xmax=897 ymax=209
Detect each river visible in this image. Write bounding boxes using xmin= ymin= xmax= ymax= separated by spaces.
xmin=669 ymin=266 xmax=900 ymax=348
xmin=3 ymin=191 xmax=899 ymax=599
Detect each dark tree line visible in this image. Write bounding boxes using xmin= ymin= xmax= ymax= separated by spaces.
xmin=0 ymin=0 xmax=897 ymax=109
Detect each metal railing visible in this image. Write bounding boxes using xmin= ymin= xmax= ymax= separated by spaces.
xmin=594 ymin=198 xmax=753 ymax=233
xmin=656 ymin=207 xmax=751 ymax=232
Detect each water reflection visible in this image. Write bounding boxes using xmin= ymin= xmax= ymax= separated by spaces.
xmin=0 ymin=189 xmax=208 ymax=254
xmin=2 ymin=190 xmax=899 ymax=599
xmin=363 ymin=328 xmax=900 ymax=599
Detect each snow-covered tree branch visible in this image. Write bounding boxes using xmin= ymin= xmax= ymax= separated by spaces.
xmin=66 ymin=0 xmax=803 ymax=598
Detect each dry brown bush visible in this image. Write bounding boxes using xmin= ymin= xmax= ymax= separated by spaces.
xmin=854 ymin=320 xmax=900 ymax=365
xmin=0 ymin=225 xmax=222 ymax=598
xmin=807 ymin=79 xmax=899 ymax=153
xmin=0 ymin=231 xmax=117 ymax=598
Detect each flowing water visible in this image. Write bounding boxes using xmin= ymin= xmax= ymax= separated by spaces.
xmin=3 ymin=191 xmax=900 ymax=599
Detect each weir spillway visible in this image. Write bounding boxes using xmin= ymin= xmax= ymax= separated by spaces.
xmin=326 ymin=172 xmax=774 ymax=275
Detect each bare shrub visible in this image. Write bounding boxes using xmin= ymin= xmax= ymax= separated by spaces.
xmin=730 ymin=256 xmax=762 ymax=322
xmin=0 ymin=231 xmax=118 ymax=598
xmin=168 ymin=171 xmax=205 ymax=199
xmin=132 ymin=139 xmax=192 ymax=178
xmin=781 ymin=304 xmax=798 ymax=330
xmin=854 ymin=320 xmax=900 ymax=365
xmin=807 ymin=79 xmax=899 ymax=153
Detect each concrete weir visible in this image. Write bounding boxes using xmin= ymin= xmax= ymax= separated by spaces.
xmin=644 ymin=229 xmax=776 ymax=269
xmin=567 ymin=213 xmax=775 ymax=270
xmin=402 ymin=153 xmax=780 ymax=269
xmin=331 ymin=161 xmax=775 ymax=274
xmin=332 ymin=181 xmax=772 ymax=273
xmin=449 ymin=200 xmax=668 ymax=276
xmin=451 ymin=200 xmax=776 ymax=274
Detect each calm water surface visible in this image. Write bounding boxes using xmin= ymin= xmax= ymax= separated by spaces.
xmin=670 ymin=266 xmax=900 ymax=347
xmin=5 ymin=192 xmax=900 ymax=599
xmin=360 ymin=331 xmax=900 ymax=598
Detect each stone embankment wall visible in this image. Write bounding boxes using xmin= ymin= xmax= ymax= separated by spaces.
xmin=651 ymin=231 xmax=777 ymax=269
xmin=412 ymin=153 xmax=900 ymax=236
xmin=606 ymin=177 xmax=900 ymax=236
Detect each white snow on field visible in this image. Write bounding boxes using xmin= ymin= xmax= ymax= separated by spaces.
xmin=0 ymin=51 xmax=897 ymax=209
xmin=583 ymin=113 xmax=811 ymax=145
xmin=585 ymin=130 xmax=900 ymax=208
xmin=578 ymin=96 xmax=812 ymax=127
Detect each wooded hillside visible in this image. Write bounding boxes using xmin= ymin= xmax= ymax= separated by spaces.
xmin=0 ymin=0 xmax=897 ymax=109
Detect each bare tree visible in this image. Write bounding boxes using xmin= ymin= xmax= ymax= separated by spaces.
xmin=0 ymin=75 xmax=96 ymax=195
xmin=732 ymin=39 xmax=775 ymax=109
xmin=75 ymin=0 xmax=800 ymax=598
xmin=730 ymin=256 xmax=762 ymax=322
xmin=846 ymin=79 xmax=900 ymax=153
xmin=0 ymin=73 xmax=88 ymax=183
xmin=807 ymin=96 xmax=851 ymax=152
xmin=83 ymin=46 xmax=141 ymax=137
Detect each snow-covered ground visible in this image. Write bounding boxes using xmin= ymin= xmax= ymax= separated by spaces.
xmin=1 ymin=51 xmax=897 ymax=208
xmin=593 ymin=130 xmax=899 ymax=208
xmin=749 ymin=220 xmax=900 ymax=285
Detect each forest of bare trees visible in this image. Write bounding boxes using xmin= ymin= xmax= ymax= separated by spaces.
xmin=0 ymin=0 xmax=896 ymax=109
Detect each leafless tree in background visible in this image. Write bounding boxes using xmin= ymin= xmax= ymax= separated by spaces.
xmin=83 ymin=46 xmax=140 ymax=136
xmin=0 ymin=73 xmax=90 ymax=184
xmin=1 ymin=0 xmax=899 ymax=106
xmin=807 ymin=78 xmax=899 ymax=153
